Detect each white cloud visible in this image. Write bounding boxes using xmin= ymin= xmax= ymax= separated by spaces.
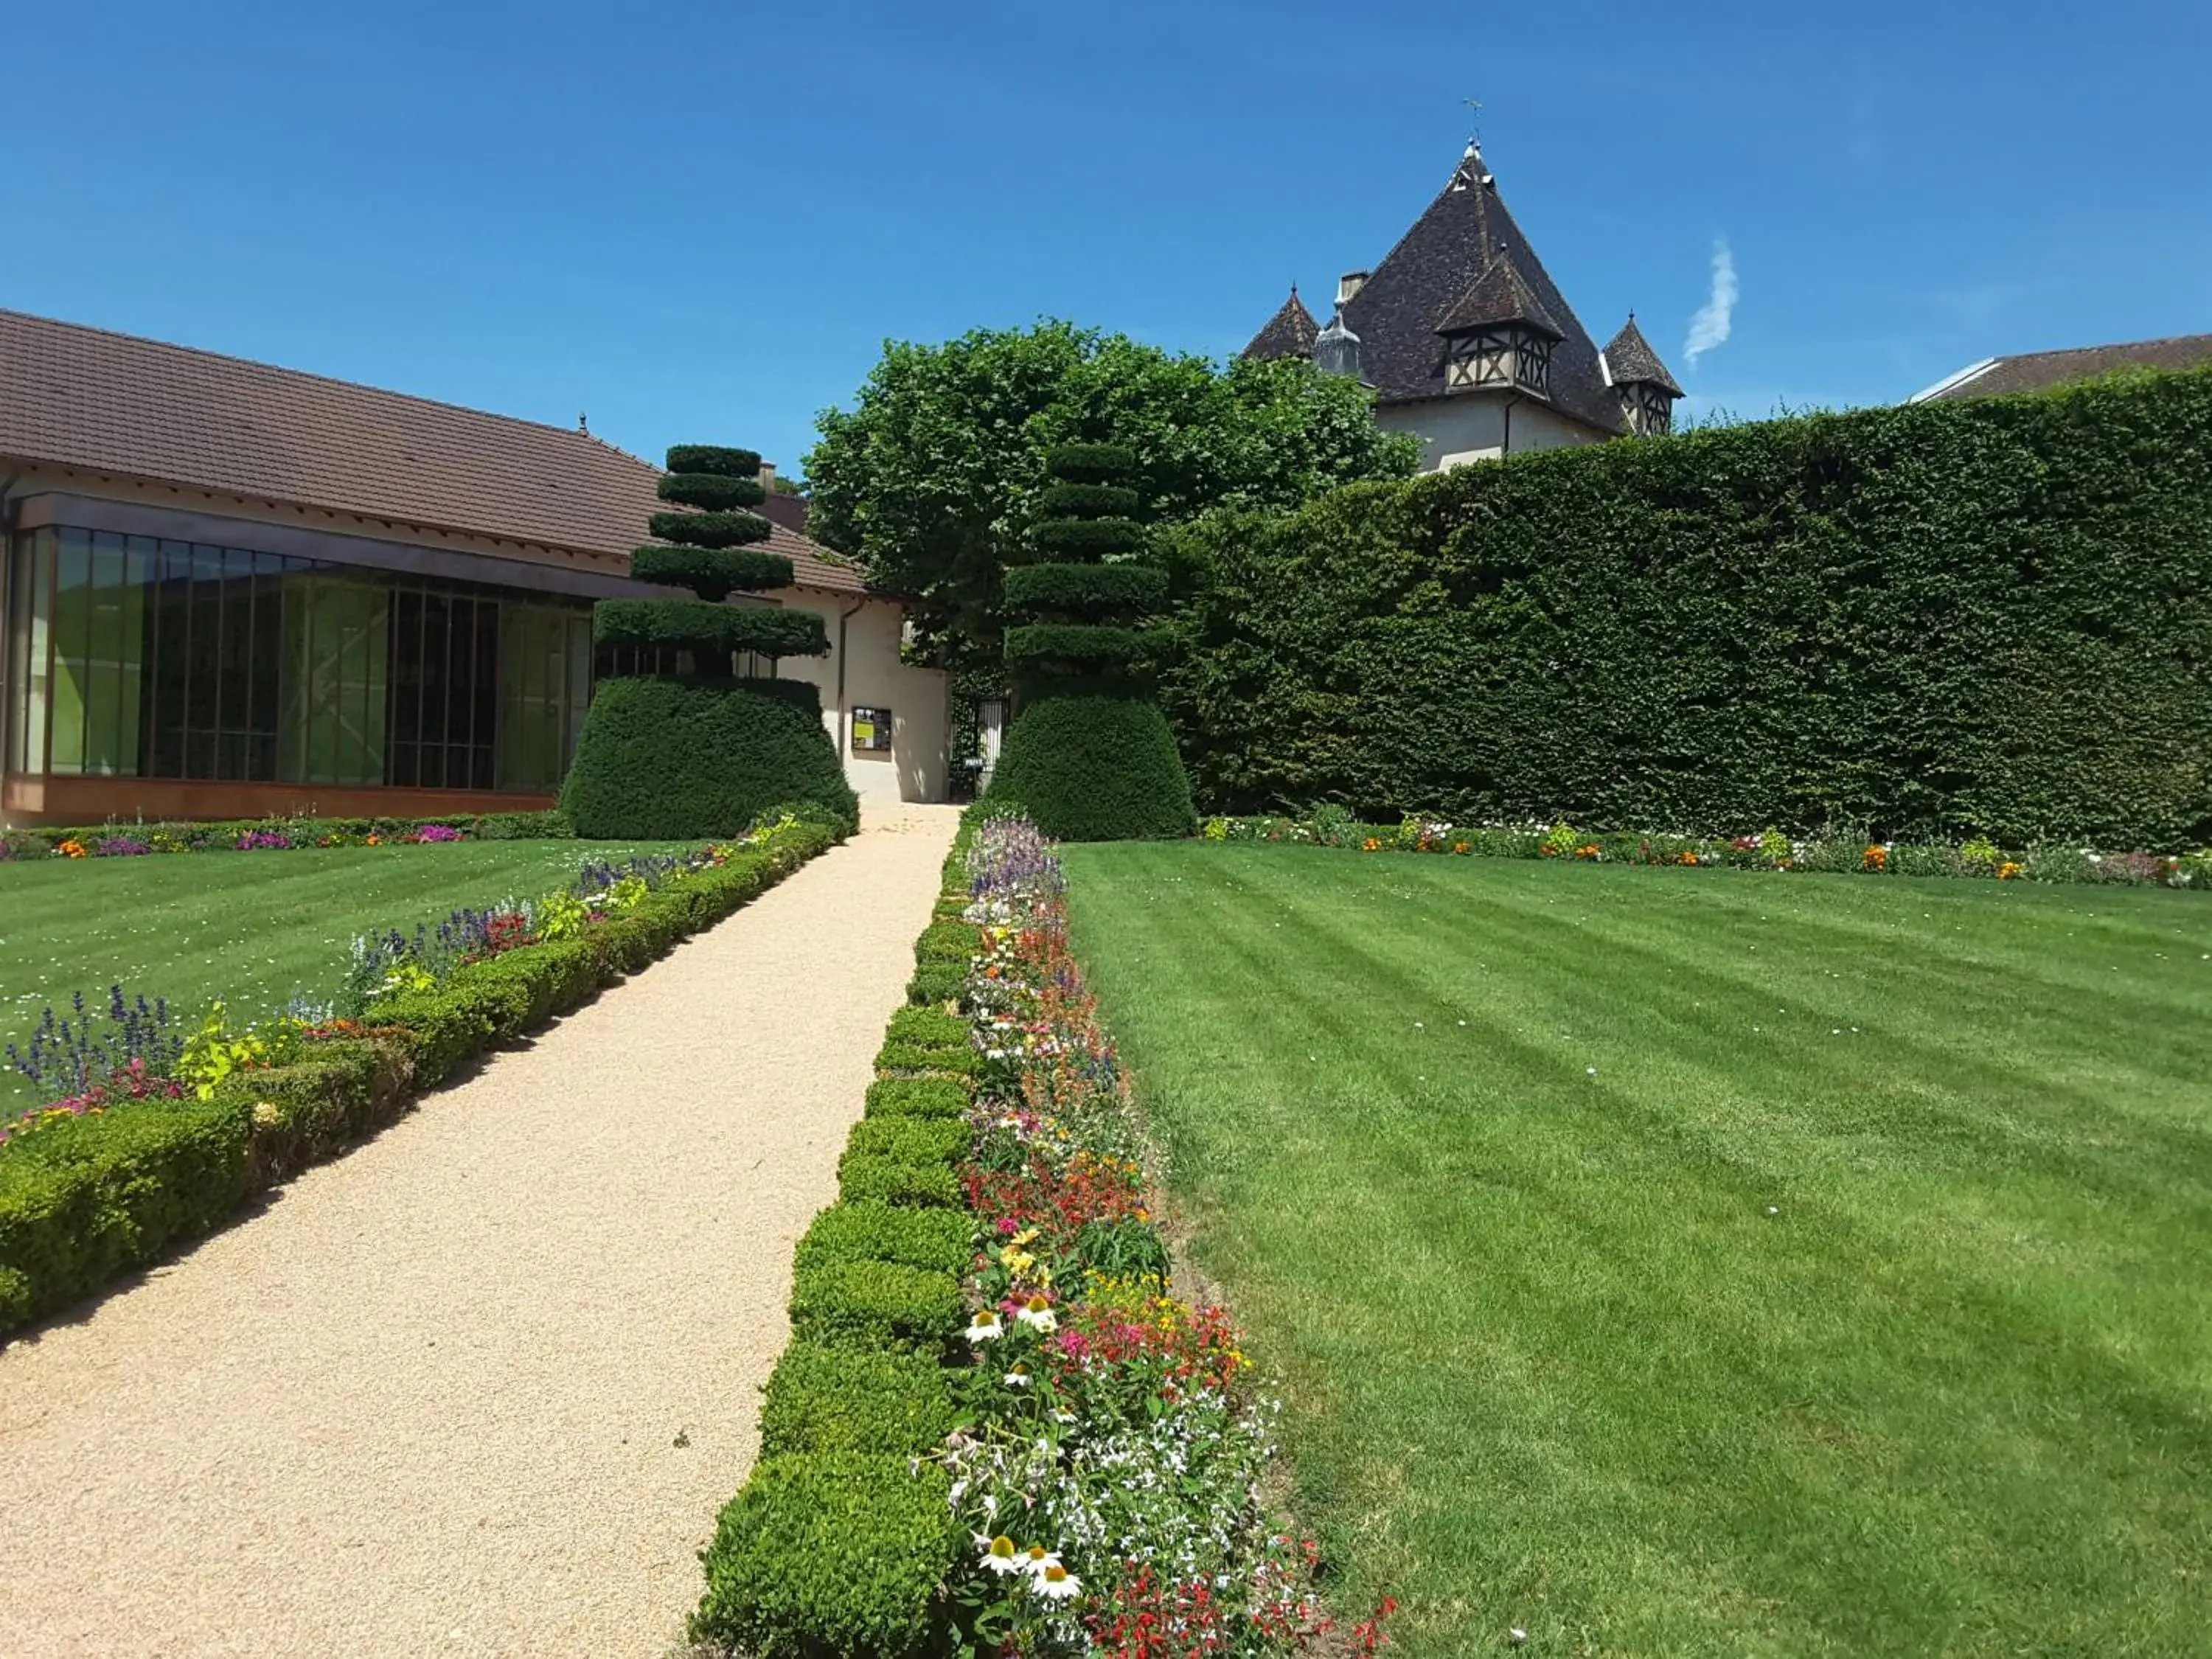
xmin=1684 ymin=240 xmax=1738 ymax=369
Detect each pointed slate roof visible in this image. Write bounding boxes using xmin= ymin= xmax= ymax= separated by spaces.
xmin=1601 ymin=316 xmax=1683 ymax=397
xmin=1436 ymin=248 xmax=1563 ymax=339
xmin=1241 ymin=287 xmax=1322 ymax=361
xmin=1317 ymin=143 xmax=1624 ymax=432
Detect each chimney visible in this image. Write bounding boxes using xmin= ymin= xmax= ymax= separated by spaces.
xmin=758 ymin=459 xmax=776 ymax=493
xmin=1337 ymin=270 xmax=1370 ymax=308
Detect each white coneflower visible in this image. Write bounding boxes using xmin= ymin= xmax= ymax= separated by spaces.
xmin=977 ymin=1534 xmax=1023 ymax=1576
xmin=1020 ymin=1544 xmax=1060 ymax=1573
xmin=966 ymin=1310 xmax=1005 ymax=1343
xmin=1015 ymin=1294 xmax=1057 ymax=1333
xmin=1004 ymin=1363 xmax=1032 ymax=1388
xmin=1034 ymin=1559 xmax=1082 ymax=1601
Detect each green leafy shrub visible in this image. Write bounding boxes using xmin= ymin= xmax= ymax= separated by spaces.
xmin=562 ymin=437 xmax=845 ymax=839
xmin=1037 ymin=481 xmax=1140 ymax=519
xmin=1033 ymin=516 xmax=1143 ymax=558
xmin=691 ymin=1453 xmax=956 ymax=1658
xmin=789 ymin=1258 xmax=964 ymax=1349
xmin=655 ymin=470 xmax=768 ymax=512
xmin=906 ymin=962 xmax=967 ymax=1007
xmin=865 ymin=1077 xmax=973 ymax=1119
xmin=874 ymin=1039 xmax=983 ymax=1079
xmin=990 ymin=692 xmax=1197 ymax=841
xmin=757 ymin=1342 xmax=959 ymax=1458
xmin=665 ymin=442 xmax=765 ymax=478
xmin=590 ymin=597 xmax=827 ymax=658
xmin=1003 ymin=561 xmax=1169 ymax=614
xmin=0 ymin=1096 xmax=252 ymax=1332
xmin=560 ymin=676 xmax=856 ymax=840
xmin=885 ymin=1006 xmax=970 ymax=1053
xmin=646 ymin=508 xmax=775 ymax=549
xmin=838 ymin=1152 xmax=966 ymax=1208
xmin=625 ymin=545 xmax=792 ymax=599
xmin=844 ymin=1116 xmax=970 ymax=1168
xmin=1161 ymin=368 xmax=2212 ymax=846
xmin=914 ymin=919 xmax=984 ymax=964
xmin=794 ymin=1199 xmax=975 ymax=1276
xmin=1004 ymin=623 xmax=1150 ymax=670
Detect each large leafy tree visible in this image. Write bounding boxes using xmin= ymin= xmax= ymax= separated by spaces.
xmin=804 ymin=321 xmax=1419 ymax=668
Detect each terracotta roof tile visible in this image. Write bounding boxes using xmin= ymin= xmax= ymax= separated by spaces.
xmin=0 ymin=307 xmax=871 ymax=596
xmin=1913 ymin=334 xmax=2212 ymax=401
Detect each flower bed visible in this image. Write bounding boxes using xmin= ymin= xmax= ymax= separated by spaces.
xmin=691 ymin=810 xmax=1388 ymax=1658
xmin=1200 ymin=811 xmax=2212 ymax=891
xmin=0 ymin=810 xmax=845 ymax=1338
xmin=0 ymin=808 xmax=573 ymax=863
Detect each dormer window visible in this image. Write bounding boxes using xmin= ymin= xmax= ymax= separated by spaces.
xmin=1434 ymin=250 xmax=1564 ymax=404
xmin=1447 ymin=325 xmax=1554 ymax=396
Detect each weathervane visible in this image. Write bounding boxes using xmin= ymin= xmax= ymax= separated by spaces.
xmin=1462 ymin=96 xmax=1484 ymax=149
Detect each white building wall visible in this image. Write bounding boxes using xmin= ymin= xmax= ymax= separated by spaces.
xmin=775 ymin=591 xmax=952 ymax=808
xmin=1380 ymin=394 xmax=1610 ymax=473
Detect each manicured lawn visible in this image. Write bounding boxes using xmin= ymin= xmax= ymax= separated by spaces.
xmin=1062 ymin=844 xmax=2212 ymax=1658
xmin=0 ymin=841 xmax=690 ymax=1107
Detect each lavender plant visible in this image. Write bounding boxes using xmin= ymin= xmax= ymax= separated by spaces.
xmin=5 ymin=986 xmax=184 ymax=1096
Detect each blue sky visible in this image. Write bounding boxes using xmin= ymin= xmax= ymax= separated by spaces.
xmin=10 ymin=1 xmax=2208 ymax=476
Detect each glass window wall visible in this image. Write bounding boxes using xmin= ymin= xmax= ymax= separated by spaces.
xmin=3 ymin=524 xmax=594 ymax=793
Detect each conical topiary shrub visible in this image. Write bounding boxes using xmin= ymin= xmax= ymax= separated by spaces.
xmin=987 ymin=442 xmax=1194 ymax=841
xmin=560 ymin=444 xmax=857 ymax=838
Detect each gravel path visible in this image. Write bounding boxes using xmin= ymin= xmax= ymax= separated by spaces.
xmin=0 ymin=807 xmax=960 ymax=1658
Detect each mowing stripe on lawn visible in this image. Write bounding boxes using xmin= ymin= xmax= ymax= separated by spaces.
xmin=1064 ymin=841 xmax=2212 ymax=1658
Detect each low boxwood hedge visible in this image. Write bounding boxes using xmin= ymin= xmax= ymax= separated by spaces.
xmin=844 ymin=1116 xmax=970 ymax=1168
xmin=905 ymin=961 xmax=966 ymax=1007
xmin=788 ymin=1258 xmax=964 ymax=1351
xmin=0 ymin=822 xmax=842 ymax=1340
xmin=884 ymin=1006 xmax=970 ymax=1053
xmin=692 ymin=1453 xmax=956 ymax=1659
xmin=793 ymin=1199 xmax=974 ymax=1277
xmin=756 ymin=1341 xmax=959 ymax=1459
xmin=864 ymin=1077 xmax=972 ymax=1120
xmin=914 ymin=919 xmax=984 ymax=964
xmin=0 ymin=1096 xmax=254 ymax=1333
xmin=873 ymin=1039 xmax=983 ymax=1079
xmin=837 ymin=1152 xmax=965 ymax=1210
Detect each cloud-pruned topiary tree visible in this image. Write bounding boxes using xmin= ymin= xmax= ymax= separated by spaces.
xmin=987 ymin=442 xmax=1194 ymax=840
xmin=560 ymin=445 xmax=858 ymax=838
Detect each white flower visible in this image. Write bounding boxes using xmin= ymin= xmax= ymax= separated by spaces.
xmin=977 ymin=1534 xmax=1023 ymax=1575
xmin=1004 ymin=1364 xmax=1032 ymax=1388
xmin=966 ymin=1310 xmax=1005 ymax=1343
xmin=1033 ymin=1559 xmax=1082 ymax=1600
xmin=1015 ymin=1294 xmax=1057 ymax=1333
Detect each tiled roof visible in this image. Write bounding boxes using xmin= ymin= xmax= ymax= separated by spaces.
xmin=1241 ymin=288 xmax=1322 ymax=361
xmin=1251 ymin=144 xmax=1625 ymax=434
xmin=0 ymin=307 xmax=870 ymax=596
xmin=1910 ymin=334 xmax=2212 ymax=401
xmin=1436 ymin=249 xmax=1563 ymax=338
xmin=1601 ymin=316 xmax=1683 ymax=397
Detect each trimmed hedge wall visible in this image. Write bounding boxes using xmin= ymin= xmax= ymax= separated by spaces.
xmin=559 ymin=677 xmax=857 ymax=841
xmin=0 ymin=821 xmax=841 ymax=1340
xmin=1160 ymin=367 xmax=2212 ymax=846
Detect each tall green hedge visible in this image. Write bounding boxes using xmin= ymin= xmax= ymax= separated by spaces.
xmin=560 ymin=677 xmax=855 ymax=840
xmin=1159 ymin=368 xmax=2212 ymax=846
